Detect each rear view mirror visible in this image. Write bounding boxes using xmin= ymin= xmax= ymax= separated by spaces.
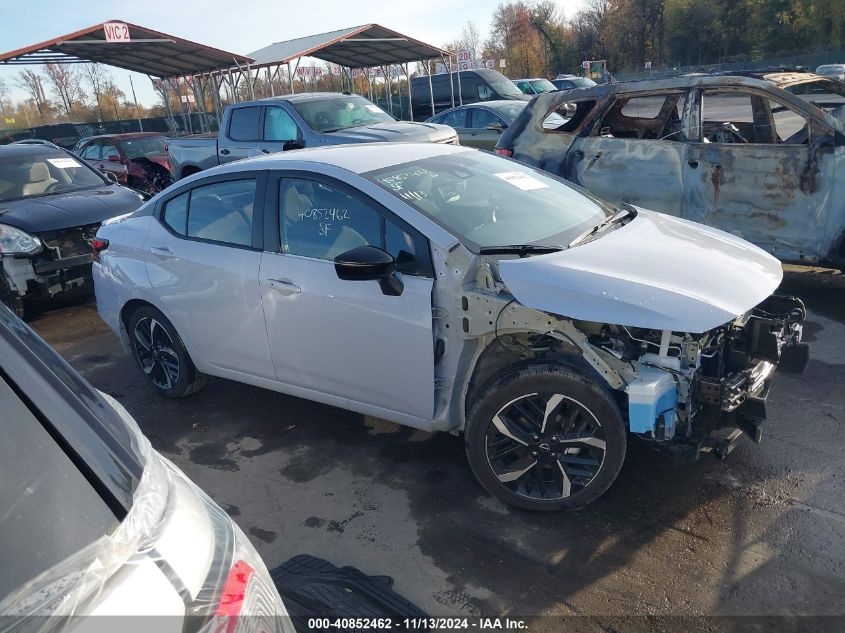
xmin=334 ymin=245 xmax=403 ymax=296
xmin=486 ymin=122 xmax=504 ymax=133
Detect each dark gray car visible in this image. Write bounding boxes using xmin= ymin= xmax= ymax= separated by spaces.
xmin=168 ymin=93 xmax=458 ymax=180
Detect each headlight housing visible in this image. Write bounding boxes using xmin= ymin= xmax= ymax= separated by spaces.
xmin=0 ymin=224 xmax=42 ymax=256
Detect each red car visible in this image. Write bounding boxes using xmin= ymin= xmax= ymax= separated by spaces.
xmin=72 ymin=132 xmax=171 ymax=194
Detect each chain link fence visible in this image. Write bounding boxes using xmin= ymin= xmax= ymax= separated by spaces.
xmin=614 ymin=49 xmax=845 ymax=83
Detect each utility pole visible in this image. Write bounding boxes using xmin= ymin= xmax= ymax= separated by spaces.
xmin=129 ymin=75 xmax=143 ymax=131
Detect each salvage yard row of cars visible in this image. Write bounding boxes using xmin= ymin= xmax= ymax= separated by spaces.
xmin=0 ymin=65 xmax=837 ymax=626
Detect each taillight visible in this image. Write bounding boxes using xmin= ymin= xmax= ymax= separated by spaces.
xmin=216 ymin=560 xmax=255 ymax=619
xmin=91 ymin=238 xmax=109 ymax=262
xmin=494 ymin=148 xmax=513 ymax=157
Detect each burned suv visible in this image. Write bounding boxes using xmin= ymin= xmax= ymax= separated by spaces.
xmin=0 ymin=143 xmax=142 ymax=317
xmin=496 ymin=72 xmax=845 ymax=269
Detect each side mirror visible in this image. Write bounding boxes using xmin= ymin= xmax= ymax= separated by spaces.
xmin=283 ymin=140 xmax=305 ymax=151
xmin=103 ymin=171 xmax=119 ymax=184
xmin=334 ymin=245 xmax=404 ymax=296
xmin=486 ymin=122 xmax=504 ymax=133
xmin=107 ymin=154 xmax=122 ymax=162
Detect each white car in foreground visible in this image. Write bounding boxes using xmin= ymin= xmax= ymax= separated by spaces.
xmin=94 ymin=143 xmax=807 ymax=511
xmin=0 ymin=304 xmax=291 ymax=632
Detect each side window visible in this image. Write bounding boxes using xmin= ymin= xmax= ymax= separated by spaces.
xmin=264 ymin=106 xmax=300 ymax=142
xmin=516 ymin=81 xmax=532 ymax=95
xmin=440 ymin=109 xmax=467 ymax=128
xmin=187 ymin=179 xmax=256 ymax=246
xmin=280 ymin=178 xmax=421 ymax=274
xmin=162 ymin=191 xmax=189 ymax=235
xmin=769 ymin=99 xmax=810 ymax=144
xmin=82 ymin=143 xmax=101 ymax=159
xmin=470 ymin=108 xmax=501 ymax=129
xmin=542 ymin=99 xmax=597 ymax=133
xmin=701 ymin=91 xmax=775 ymax=144
xmin=596 ymin=93 xmax=684 ymax=140
xmin=100 ymin=143 xmax=119 ymax=159
xmin=477 ymin=84 xmax=494 ymax=101
xmin=228 ymin=107 xmax=262 ymax=141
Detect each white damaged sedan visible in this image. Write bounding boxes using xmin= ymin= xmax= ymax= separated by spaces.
xmin=93 ymin=143 xmax=808 ymax=511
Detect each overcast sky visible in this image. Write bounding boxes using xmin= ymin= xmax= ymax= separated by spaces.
xmin=0 ymin=0 xmax=586 ymax=111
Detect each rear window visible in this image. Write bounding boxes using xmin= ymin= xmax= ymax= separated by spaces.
xmin=228 ymin=107 xmax=262 ymax=141
xmin=0 ymin=377 xmax=117 ymax=601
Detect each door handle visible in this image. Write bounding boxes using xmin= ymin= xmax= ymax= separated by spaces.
xmin=260 ymin=148 xmax=270 ymax=154
xmin=688 ymin=160 xmax=699 ymax=168
xmin=220 ymin=148 xmax=230 ymax=155
xmin=266 ymin=278 xmax=301 ymax=295
xmin=149 ymin=246 xmax=174 ymax=258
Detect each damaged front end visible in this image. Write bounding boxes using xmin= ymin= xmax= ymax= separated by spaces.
xmin=588 ymin=295 xmax=808 ymax=460
xmin=2 ymin=222 xmax=100 ymax=310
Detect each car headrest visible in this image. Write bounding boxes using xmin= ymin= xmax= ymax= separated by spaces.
xmin=28 ymin=162 xmax=51 ymax=182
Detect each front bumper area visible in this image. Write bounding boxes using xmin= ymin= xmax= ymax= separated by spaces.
xmin=667 ymin=295 xmax=808 ymax=461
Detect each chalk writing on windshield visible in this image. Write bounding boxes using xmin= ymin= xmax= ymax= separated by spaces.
xmin=374 ymin=167 xmax=431 ymax=191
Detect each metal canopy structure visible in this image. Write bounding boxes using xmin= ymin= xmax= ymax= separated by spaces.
xmin=0 ymin=20 xmax=255 ymax=134
xmin=249 ymin=24 xmax=447 ymax=68
xmin=248 ymin=24 xmax=452 ymax=120
xmin=0 ymin=20 xmax=254 ymax=77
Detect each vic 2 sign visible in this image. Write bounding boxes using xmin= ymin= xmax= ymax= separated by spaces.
xmin=104 ymin=22 xmax=131 ymax=43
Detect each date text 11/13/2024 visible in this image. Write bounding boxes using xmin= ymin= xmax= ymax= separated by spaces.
xmin=306 ymin=617 xmax=528 ymax=630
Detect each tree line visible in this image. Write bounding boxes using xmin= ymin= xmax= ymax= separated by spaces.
xmin=447 ymin=0 xmax=845 ymax=79
xmin=0 ymin=63 xmax=153 ymax=130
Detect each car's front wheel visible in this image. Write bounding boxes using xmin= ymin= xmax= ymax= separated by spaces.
xmin=465 ymin=364 xmax=626 ymax=511
xmin=127 ymin=305 xmax=206 ymax=398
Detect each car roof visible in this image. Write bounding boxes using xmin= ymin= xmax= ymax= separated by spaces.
xmin=201 ymin=141 xmax=471 ymax=177
xmin=0 ymin=143 xmax=66 ymax=157
xmin=513 ymin=78 xmax=547 ymax=81
xmin=254 ymin=92 xmax=361 ymax=105
xmin=79 ymin=132 xmax=164 ymax=143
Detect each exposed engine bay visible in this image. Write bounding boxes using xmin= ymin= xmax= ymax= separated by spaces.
xmin=579 ymin=295 xmax=808 ymax=458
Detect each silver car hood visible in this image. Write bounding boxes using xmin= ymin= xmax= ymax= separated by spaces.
xmin=497 ymin=209 xmax=783 ymax=333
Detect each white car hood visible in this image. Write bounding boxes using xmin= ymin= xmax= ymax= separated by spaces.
xmin=497 ymin=209 xmax=783 ymax=333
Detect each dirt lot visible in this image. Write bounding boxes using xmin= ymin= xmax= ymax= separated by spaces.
xmin=29 ymin=266 xmax=845 ymax=631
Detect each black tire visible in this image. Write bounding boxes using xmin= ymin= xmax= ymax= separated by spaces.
xmin=127 ymin=305 xmax=206 ymax=398
xmin=465 ymin=363 xmax=626 ymax=511
xmin=0 ymin=270 xmax=25 ymax=319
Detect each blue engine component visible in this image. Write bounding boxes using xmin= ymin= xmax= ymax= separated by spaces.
xmin=626 ymin=365 xmax=679 ymax=435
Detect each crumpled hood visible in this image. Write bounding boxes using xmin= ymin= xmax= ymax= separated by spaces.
xmin=329 ymin=121 xmax=455 ymax=143
xmin=0 ymin=186 xmax=143 ymax=233
xmin=497 ymin=208 xmax=783 ymax=333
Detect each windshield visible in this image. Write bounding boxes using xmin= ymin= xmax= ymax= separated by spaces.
xmin=364 ymin=150 xmax=612 ymax=252
xmin=0 ymin=150 xmax=105 ymax=202
xmin=121 ymin=136 xmax=166 ymax=159
xmin=530 ymin=79 xmax=558 ymax=93
xmin=487 ymin=74 xmax=524 ymax=98
xmin=815 ymin=65 xmax=844 ymax=76
xmin=293 ymin=95 xmax=394 ymax=133
xmin=570 ymin=77 xmax=597 ymax=88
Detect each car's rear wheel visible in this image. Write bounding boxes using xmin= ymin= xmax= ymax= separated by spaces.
xmin=127 ymin=305 xmax=206 ymax=398
xmin=0 ymin=270 xmax=25 ymax=319
xmin=465 ymin=363 xmax=626 ymax=511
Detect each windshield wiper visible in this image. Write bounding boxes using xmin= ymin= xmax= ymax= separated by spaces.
xmin=568 ymin=205 xmax=637 ymax=248
xmin=478 ymin=244 xmax=564 ymax=257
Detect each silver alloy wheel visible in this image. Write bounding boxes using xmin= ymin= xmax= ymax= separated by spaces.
xmin=133 ymin=317 xmax=181 ymax=390
xmin=485 ymin=392 xmax=607 ymax=500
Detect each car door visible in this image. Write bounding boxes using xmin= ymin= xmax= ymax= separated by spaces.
xmin=435 ymin=108 xmax=470 ymax=145
xmin=98 ymin=141 xmax=128 ymax=184
xmin=219 ymin=105 xmax=264 ymax=164
xmin=682 ymin=88 xmax=836 ymax=263
xmin=566 ymin=91 xmax=690 ymax=214
xmin=144 ymin=172 xmax=276 ymax=379
xmin=465 ymin=108 xmax=506 ymax=150
xmin=258 ymin=173 xmax=435 ymax=424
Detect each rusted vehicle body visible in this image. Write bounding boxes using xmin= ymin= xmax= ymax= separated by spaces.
xmin=496 ymin=72 xmax=845 ymax=268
